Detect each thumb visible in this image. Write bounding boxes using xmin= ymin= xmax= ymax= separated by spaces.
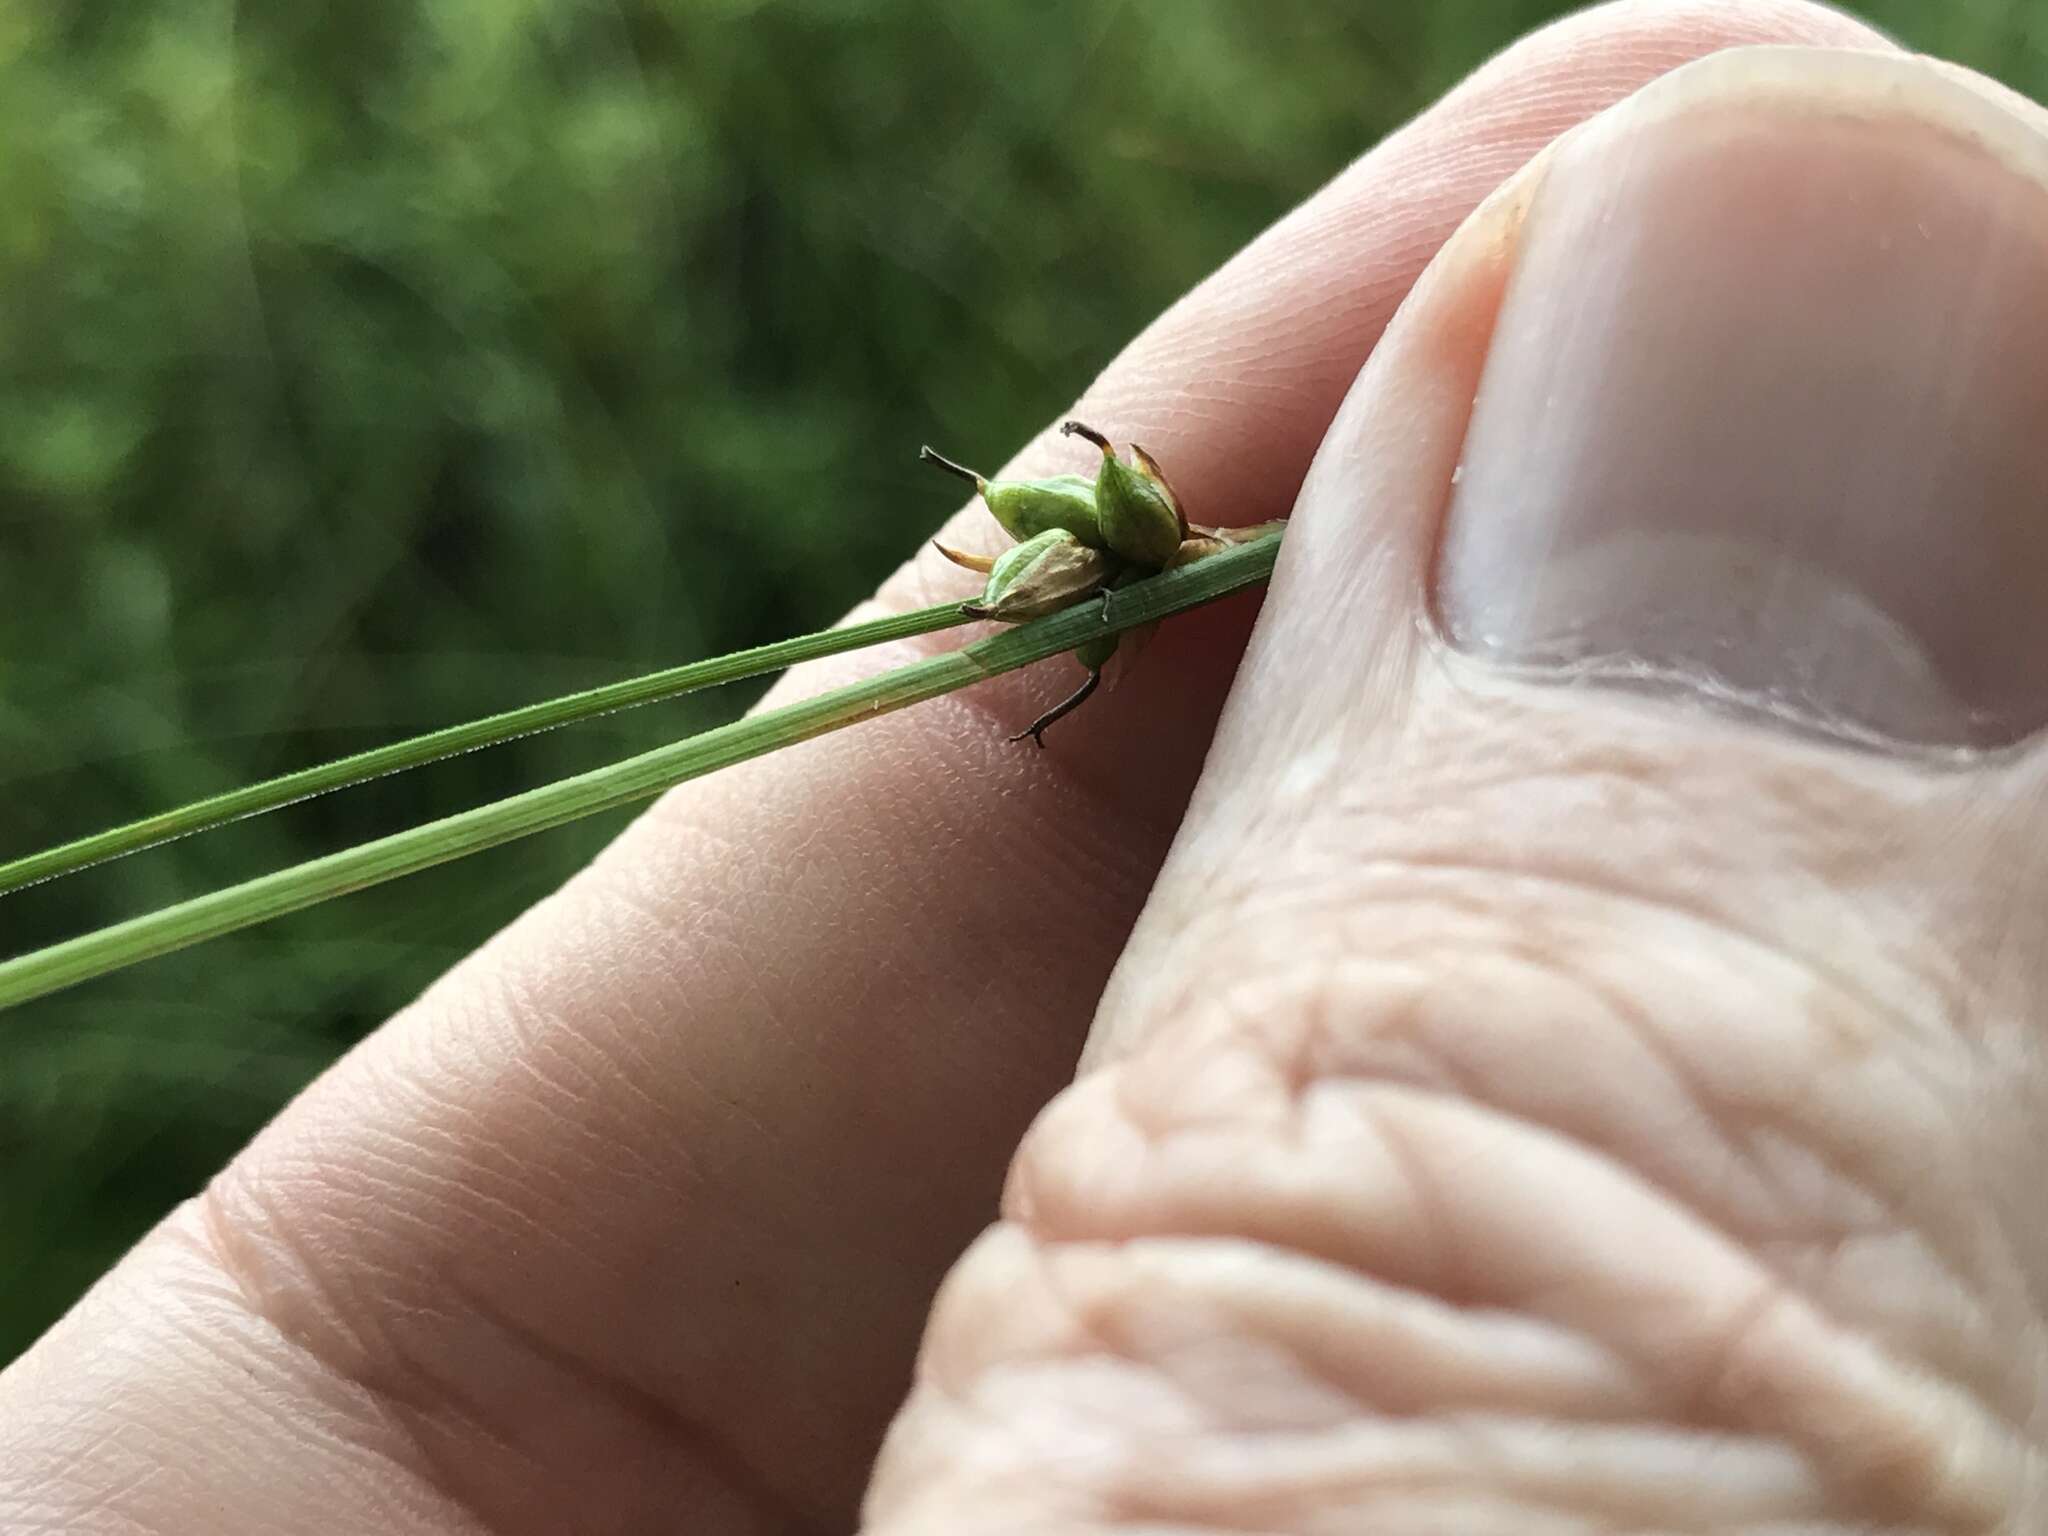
xmin=872 ymin=47 xmax=2048 ymax=1533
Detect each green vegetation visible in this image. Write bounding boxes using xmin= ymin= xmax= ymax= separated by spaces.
xmin=2 ymin=0 xmax=2041 ymax=1362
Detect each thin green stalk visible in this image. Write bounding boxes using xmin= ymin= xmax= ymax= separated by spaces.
xmin=0 ymin=601 xmax=973 ymax=896
xmin=0 ymin=531 xmax=1280 ymax=1011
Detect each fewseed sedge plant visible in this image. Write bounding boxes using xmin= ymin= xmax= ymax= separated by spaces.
xmin=0 ymin=428 xmax=1283 ymax=1012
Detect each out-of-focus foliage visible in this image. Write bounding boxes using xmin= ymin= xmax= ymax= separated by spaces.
xmin=2 ymin=0 xmax=2043 ymax=1361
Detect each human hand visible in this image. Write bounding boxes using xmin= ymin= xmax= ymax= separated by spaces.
xmin=11 ymin=4 xmax=2048 ymax=1532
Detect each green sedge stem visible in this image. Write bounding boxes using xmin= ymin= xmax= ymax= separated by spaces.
xmin=0 ymin=602 xmax=974 ymax=897
xmin=0 ymin=532 xmax=1280 ymax=1011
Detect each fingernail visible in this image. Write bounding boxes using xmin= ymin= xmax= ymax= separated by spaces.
xmin=1437 ymin=49 xmax=2048 ymax=750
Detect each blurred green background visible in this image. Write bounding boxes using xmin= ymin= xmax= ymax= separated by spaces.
xmin=2 ymin=0 xmax=2042 ymax=1363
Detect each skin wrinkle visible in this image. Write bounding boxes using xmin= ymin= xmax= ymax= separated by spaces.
xmin=371 ymin=1047 xmax=610 ymax=1211
xmin=480 ymin=986 xmax=665 ymax=1170
xmin=1758 ymin=1227 xmax=2027 ymax=1443
xmin=1328 ymin=1078 xmax=1462 ymax=1311
xmin=1013 ymin=1068 xmax=1494 ymax=1304
xmin=6 ymin=1357 xmax=391 ymax=1536
xmin=418 ymin=915 xmax=589 ymax=1067
xmin=1302 ymin=933 xmax=1741 ymax=1213
xmin=566 ymin=933 xmax=797 ymax=1163
xmin=1569 ymin=995 xmax=1955 ymax=1284
xmin=1484 ymin=862 xmax=1966 ymax=1242
xmin=1558 ymin=1000 xmax=2018 ymax=1384
xmin=1132 ymin=835 xmax=1945 ymax=1069
xmin=541 ymin=990 xmax=730 ymax=1191
xmin=1265 ymin=766 xmax=1959 ymax=1060
xmin=355 ymin=1045 xmax=626 ymax=1238
xmin=927 ymin=1269 xmax=1421 ymax=1525
xmin=1096 ymin=1424 xmax=1817 ymax=1533
xmin=212 ymin=1162 xmax=796 ymax=1536
xmin=1045 ymin=1239 xmax=1653 ymax=1425
xmin=203 ymin=1169 xmax=401 ymax=1385
xmin=1466 ymin=925 xmax=1867 ymax=1253
xmin=1969 ymin=1051 xmax=2048 ymax=1431
xmin=1010 ymin=1066 xmax=2032 ymax=1530
xmin=902 ymin=1241 xmax=1855 ymax=1532
xmin=1096 ymin=1436 xmax=1665 ymax=1536
xmin=178 ymin=1206 xmax=502 ymax=1536
xmin=430 ymin=1271 xmax=819 ymax=1536
xmin=153 ymin=1265 xmax=403 ymax=1475
xmin=1125 ymin=873 xmax=2030 ymax=1430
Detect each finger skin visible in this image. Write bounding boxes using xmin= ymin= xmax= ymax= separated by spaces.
xmin=871 ymin=45 xmax=2048 ymax=1536
xmin=0 ymin=5 xmax=1893 ymax=1535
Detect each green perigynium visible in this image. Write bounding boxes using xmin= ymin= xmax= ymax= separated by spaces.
xmin=935 ymin=529 xmax=1114 ymax=621
xmin=922 ymin=422 xmax=1286 ymax=742
xmin=916 ymin=447 xmax=1107 ymax=547
xmin=1060 ymin=420 xmax=1187 ymax=568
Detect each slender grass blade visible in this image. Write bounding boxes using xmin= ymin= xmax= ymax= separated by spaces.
xmin=0 ymin=532 xmax=1279 ymax=1010
xmin=0 ymin=602 xmax=972 ymax=895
